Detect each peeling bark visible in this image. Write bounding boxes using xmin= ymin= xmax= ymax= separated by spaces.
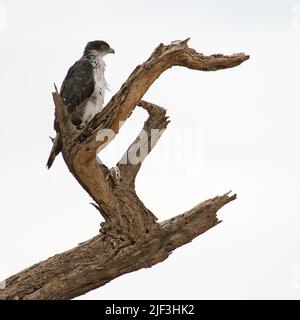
xmin=0 ymin=39 xmax=248 ymax=300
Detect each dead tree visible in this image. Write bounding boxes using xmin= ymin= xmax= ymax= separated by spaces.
xmin=0 ymin=39 xmax=249 ymax=300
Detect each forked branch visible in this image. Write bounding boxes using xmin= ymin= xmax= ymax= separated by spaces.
xmin=0 ymin=39 xmax=248 ymax=300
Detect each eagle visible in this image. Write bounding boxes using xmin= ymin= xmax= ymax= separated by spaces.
xmin=47 ymin=40 xmax=115 ymax=169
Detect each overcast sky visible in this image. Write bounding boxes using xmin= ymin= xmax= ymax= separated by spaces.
xmin=1 ymin=0 xmax=300 ymax=299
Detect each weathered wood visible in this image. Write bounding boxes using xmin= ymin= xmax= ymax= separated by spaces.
xmin=118 ymin=100 xmax=170 ymax=186
xmin=0 ymin=194 xmax=236 ymax=300
xmin=0 ymin=39 xmax=248 ymax=300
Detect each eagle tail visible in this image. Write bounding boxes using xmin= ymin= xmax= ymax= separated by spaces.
xmin=46 ymin=133 xmax=62 ymax=169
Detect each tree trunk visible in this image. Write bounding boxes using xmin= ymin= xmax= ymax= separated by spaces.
xmin=0 ymin=39 xmax=249 ymax=300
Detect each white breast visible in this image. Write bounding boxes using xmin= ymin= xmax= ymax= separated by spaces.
xmin=82 ymin=56 xmax=108 ymax=124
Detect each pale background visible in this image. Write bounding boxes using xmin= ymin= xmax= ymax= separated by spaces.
xmin=0 ymin=0 xmax=300 ymax=299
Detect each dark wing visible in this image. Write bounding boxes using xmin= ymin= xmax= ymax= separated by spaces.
xmin=53 ymin=58 xmax=95 ymax=129
xmin=49 ymin=58 xmax=94 ymax=168
xmin=60 ymin=58 xmax=95 ymax=114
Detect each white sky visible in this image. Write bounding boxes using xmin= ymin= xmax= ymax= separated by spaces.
xmin=0 ymin=0 xmax=300 ymax=299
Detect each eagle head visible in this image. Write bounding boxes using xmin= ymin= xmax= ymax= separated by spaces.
xmin=83 ymin=40 xmax=115 ymax=58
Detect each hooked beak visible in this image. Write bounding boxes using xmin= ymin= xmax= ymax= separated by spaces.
xmin=108 ymin=47 xmax=115 ymax=54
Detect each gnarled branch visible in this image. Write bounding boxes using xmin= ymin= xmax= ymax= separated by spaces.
xmin=117 ymin=100 xmax=170 ymax=186
xmin=0 ymin=193 xmax=236 ymax=300
xmin=0 ymin=39 xmax=249 ymax=300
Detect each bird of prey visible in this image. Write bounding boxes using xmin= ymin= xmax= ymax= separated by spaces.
xmin=46 ymin=40 xmax=115 ymax=169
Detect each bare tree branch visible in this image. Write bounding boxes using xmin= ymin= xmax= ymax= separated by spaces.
xmin=74 ymin=39 xmax=249 ymax=159
xmin=0 ymin=193 xmax=236 ymax=300
xmin=0 ymin=39 xmax=248 ymax=300
xmin=117 ymin=100 xmax=170 ymax=186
